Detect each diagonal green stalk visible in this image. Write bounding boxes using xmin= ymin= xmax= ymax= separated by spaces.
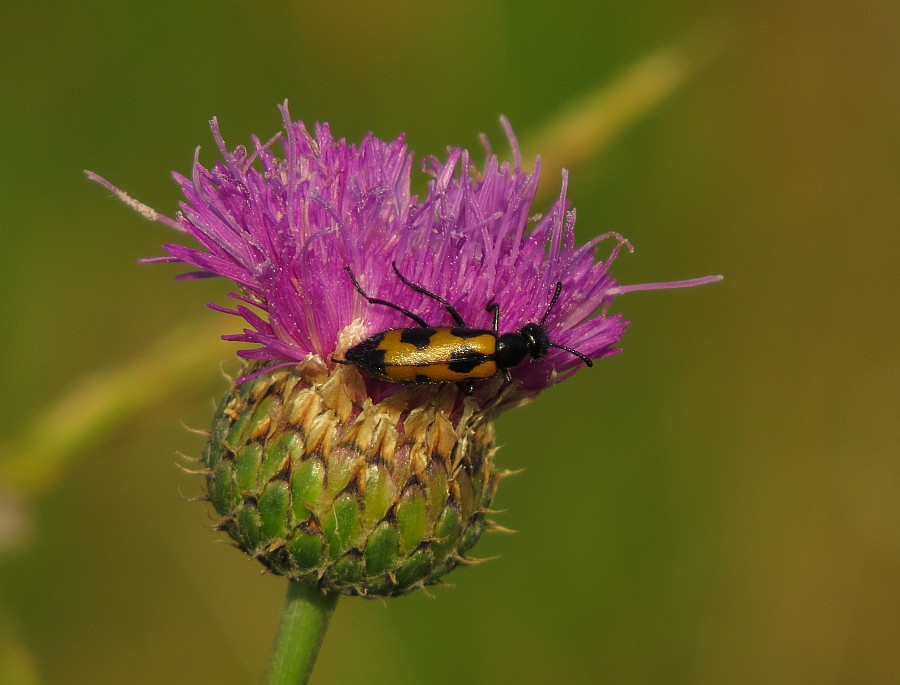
xmin=0 ymin=321 xmax=229 ymax=499
xmin=265 ymin=581 xmax=339 ymax=685
xmin=524 ymin=22 xmax=722 ymax=200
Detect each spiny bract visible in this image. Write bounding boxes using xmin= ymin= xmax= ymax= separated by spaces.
xmin=202 ymin=360 xmax=506 ymax=596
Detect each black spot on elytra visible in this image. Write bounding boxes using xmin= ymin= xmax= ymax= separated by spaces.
xmin=345 ymin=334 xmax=387 ymax=372
xmin=399 ymin=327 xmax=437 ymax=349
xmin=448 ymin=347 xmax=489 ymax=373
xmin=450 ymin=327 xmax=492 ymax=339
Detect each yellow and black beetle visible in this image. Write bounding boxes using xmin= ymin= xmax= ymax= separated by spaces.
xmin=334 ymin=262 xmax=593 ymax=387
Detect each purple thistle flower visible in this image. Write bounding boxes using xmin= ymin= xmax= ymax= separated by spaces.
xmin=89 ymin=101 xmax=720 ymax=401
xmin=88 ymin=102 xmax=722 ymax=597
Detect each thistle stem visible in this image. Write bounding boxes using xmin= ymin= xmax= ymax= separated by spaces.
xmin=265 ymin=580 xmax=339 ymax=685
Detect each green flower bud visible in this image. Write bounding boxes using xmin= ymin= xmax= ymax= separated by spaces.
xmin=201 ymin=360 xmax=502 ymax=596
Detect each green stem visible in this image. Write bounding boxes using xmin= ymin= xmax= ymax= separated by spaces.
xmin=265 ymin=580 xmax=339 ymax=685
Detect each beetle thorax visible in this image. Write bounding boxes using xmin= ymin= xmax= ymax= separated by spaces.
xmin=495 ymin=324 xmax=551 ymax=369
xmin=494 ymin=333 xmax=529 ymax=369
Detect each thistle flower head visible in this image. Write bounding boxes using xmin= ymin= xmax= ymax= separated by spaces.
xmin=90 ymin=103 xmax=720 ymax=595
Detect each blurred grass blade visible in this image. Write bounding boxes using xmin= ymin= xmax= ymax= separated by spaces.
xmin=526 ymin=24 xmax=723 ymax=200
xmin=0 ymin=611 xmax=41 ymax=685
xmin=0 ymin=322 xmax=228 ymax=499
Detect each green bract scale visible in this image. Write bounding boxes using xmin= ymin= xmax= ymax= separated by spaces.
xmin=201 ymin=360 xmax=503 ymax=596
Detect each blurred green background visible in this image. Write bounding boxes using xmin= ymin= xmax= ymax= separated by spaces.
xmin=1 ymin=1 xmax=898 ymax=683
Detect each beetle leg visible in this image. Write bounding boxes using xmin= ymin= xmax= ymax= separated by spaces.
xmin=485 ymin=301 xmax=500 ymax=334
xmin=459 ymin=380 xmax=476 ymax=396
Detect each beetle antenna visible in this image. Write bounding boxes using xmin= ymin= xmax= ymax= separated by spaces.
xmin=391 ymin=261 xmax=466 ymax=327
xmin=539 ymin=282 xmax=564 ymax=326
xmin=548 ymin=342 xmax=594 ymax=368
xmin=346 ymin=266 xmax=430 ymax=328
